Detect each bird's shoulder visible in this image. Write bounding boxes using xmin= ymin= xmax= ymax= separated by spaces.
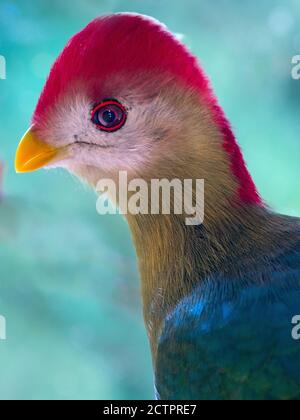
xmin=155 ymin=218 xmax=300 ymax=400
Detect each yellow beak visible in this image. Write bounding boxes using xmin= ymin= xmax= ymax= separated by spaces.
xmin=15 ymin=127 xmax=60 ymax=173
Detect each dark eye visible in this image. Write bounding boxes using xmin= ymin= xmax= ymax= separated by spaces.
xmin=91 ymin=99 xmax=127 ymax=132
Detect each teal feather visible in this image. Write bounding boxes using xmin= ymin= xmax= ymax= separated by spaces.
xmin=155 ymin=220 xmax=300 ymax=400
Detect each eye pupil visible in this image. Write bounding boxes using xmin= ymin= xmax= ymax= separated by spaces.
xmin=91 ymin=99 xmax=127 ymax=132
xmin=102 ymin=109 xmax=116 ymax=124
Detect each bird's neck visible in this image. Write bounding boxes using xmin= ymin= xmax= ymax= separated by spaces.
xmin=126 ymin=203 xmax=273 ymax=356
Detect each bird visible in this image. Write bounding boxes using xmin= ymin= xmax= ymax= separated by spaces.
xmin=15 ymin=13 xmax=300 ymax=400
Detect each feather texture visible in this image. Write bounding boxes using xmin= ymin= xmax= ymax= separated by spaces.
xmin=33 ymin=13 xmax=260 ymax=205
xmin=155 ymin=214 xmax=300 ymax=400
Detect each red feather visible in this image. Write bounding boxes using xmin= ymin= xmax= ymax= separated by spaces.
xmin=33 ymin=13 xmax=261 ymax=205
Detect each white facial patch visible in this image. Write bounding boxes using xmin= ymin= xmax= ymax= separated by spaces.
xmin=35 ymin=80 xmax=180 ymax=179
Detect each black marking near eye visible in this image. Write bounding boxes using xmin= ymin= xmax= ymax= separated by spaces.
xmin=73 ymin=133 xmax=114 ymax=149
xmin=74 ymin=140 xmax=113 ymax=149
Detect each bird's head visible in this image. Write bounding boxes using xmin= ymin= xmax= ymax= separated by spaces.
xmin=15 ymin=13 xmax=261 ymax=214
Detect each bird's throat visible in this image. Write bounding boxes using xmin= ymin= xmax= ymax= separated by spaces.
xmin=126 ymin=204 xmax=246 ymax=357
xmin=127 ymin=213 xmax=199 ymax=354
xmin=126 ymin=203 xmax=277 ymax=358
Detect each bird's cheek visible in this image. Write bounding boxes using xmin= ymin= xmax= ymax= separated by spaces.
xmin=15 ymin=127 xmax=69 ymax=173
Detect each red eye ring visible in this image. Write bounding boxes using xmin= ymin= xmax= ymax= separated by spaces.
xmin=91 ymin=99 xmax=127 ymax=132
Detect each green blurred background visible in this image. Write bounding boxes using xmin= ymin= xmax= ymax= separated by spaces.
xmin=0 ymin=0 xmax=299 ymax=400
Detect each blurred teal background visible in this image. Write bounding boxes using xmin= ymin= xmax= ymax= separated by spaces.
xmin=0 ymin=0 xmax=300 ymax=400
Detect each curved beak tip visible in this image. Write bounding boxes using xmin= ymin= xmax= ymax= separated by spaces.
xmin=15 ymin=127 xmax=59 ymax=174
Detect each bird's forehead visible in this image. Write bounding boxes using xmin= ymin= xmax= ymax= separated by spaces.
xmin=32 ymin=13 xmax=208 ymax=124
